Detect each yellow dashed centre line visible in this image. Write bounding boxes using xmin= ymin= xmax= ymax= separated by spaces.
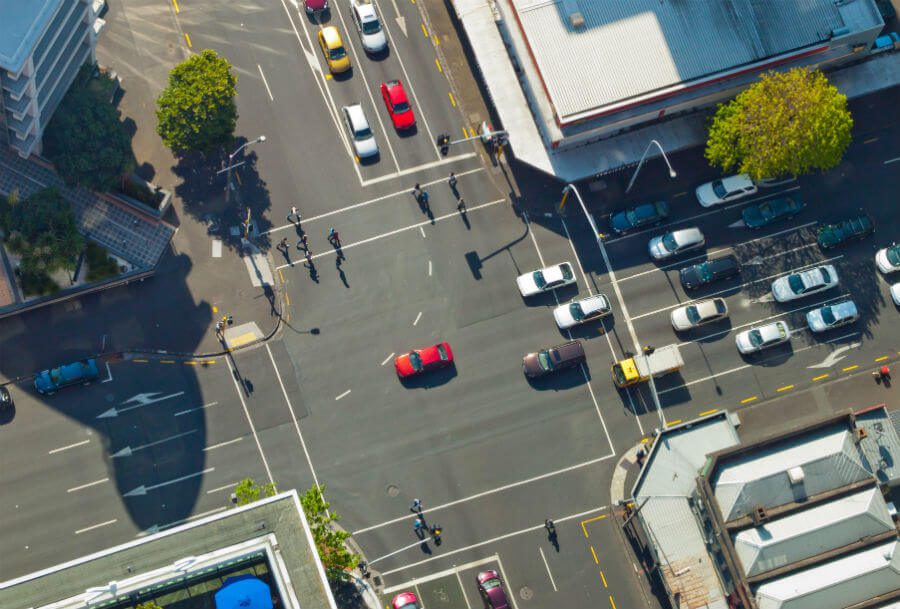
xmin=842 ymin=364 xmax=859 ymax=372
xmin=133 ymin=359 xmax=148 ymax=363
xmin=160 ymin=360 xmax=175 ymax=364
xmin=184 ymin=361 xmax=197 ymax=366
xmin=433 ymin=35 xmax=440 ymax=45
xmin=600 ymin=570 xmax=608 ymax=588
xmin=184 ymin=33 xmax=192 ymax=48
xmin=812 ymin=373 xmax=830 ymax=381
xmin=740 ymin=396 xmax=758 ymax=404
xmin=776 ymin=384 xmax=794 ymax=393
xmin=590 ymin=546 xmax=599 ymax=564
xmin=448 ymin=92 xmax=456 ymax=107
xmin=673 ymin=191 xmax=687 ymax=198
xmin=171 ymin=0 xmax=180 ymax=13
xmin=666 ymin=419 xmax=683 ymax=427
xmin=435 ymin=58 xmax=442 ymax=73
xmin=875 ymin=356 xmax=889 ymax=362
xmin=421 ymin=23 xmax=429 ymax=37
xmin=610 ymin=595 xmax=617 ymax=609
xmin=698 ymin=408 xmax=718 ymax=416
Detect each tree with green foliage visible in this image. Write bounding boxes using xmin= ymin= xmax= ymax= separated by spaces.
xmin=136 ymin=602 xmax=163 ymax=609
xmin=156 ymin=49 xmax=238 ymax=156
xmin=43 ymin=65 xmax=135 ymax=192
xmin=705 ymin=68 xmax=853 ymax=180
xmin=300 ymin=485 xmax=359 ymax=581
xmin=233 ymin=477 xmax=276 ymax=506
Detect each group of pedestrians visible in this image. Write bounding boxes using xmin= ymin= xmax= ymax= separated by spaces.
xmin=276 ymin=206 xmax=342 ymax=269
xmin=412 ymin=173 xmax=467 ymax=215
xmin=410 ymin=499 xmax=442 ymax=544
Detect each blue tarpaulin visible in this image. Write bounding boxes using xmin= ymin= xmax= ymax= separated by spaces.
xmin=214 ymin=574 xmax=273 ymax=609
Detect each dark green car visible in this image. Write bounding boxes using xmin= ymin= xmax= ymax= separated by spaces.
xmin=742 ymin=196 xmax=805 ymax=229
xmin=817 ymin=214 xmax=874 ymax=249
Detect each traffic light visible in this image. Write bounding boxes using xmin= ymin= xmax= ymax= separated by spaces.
xmin=437 ymin=134 xmax=450 ymax=156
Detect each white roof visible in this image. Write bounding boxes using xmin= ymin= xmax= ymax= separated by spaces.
xmin=754 ymin=541 xmax=900 ymax=609
xmin=712 ymin=426 xmax=871 ymax=522
xmin=733 ymin=487 xmax=895 ymax=577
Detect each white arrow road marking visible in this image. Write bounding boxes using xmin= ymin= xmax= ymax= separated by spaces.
xmin=744 ymin=255 xmax=764 ymax=266
xmin=98 ymin=391 xmax=185 ymax=418
xmin=729 ymin=219 xmax=747 ymax=228
xmin=807 ymin=342 xmax=862 ymax=369
xmin=383 ymin=0 xmax=407 ymax=36
xmin=112 ymin=429 xmax=198 ymax=458
xmin=123 ymin=467 xmax=214 ymax=497
xmin=750 ymin=293 xmax=776 ymax=304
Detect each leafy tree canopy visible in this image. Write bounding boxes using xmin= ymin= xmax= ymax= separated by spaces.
xmin=233 ymin=477 xmax=276 ymax=506
xmin=4 ymin=187 xmax=84 ymax=276
xmin=300 ymin=485 xmax=359 ymax=581
xmin=705 ymin=68 xmax=853 ymax=180
xmin=156 ymin=49 xmax=238 ymax=156
xmin=44 ymin=64 xmax=135 ymax=191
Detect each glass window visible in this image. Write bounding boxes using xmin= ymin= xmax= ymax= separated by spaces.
xmin=712 ymin=180 xmax=727 ymax=198
xmin=537 ymin=351 xmax=553 ymax=371
xmin=409 ymin=352 xmax=423 ymax=371
xmin=820 ymin=307 xmax=836 ymax=325
xmin=569 ymin=303 xmax=585 ymax=321
xmin=436 ymin=344 xmax=448 ymax=360
xmin=662 ymin=233 xmax=678 ymax=252
xmin=788 ymin=274 xmax=805 ymax=293
xmin=362 ymin=19 xmax=382 ymax=34
xmin=686 ymin=306 xmax=700 ymax=324
xmin=532 ymin=270 xmax=546 ymax=288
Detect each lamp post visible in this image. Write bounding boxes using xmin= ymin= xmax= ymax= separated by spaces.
xmin=561 ymin=184 xmax=666 ymax=426
xmin=225 ymin=135 xmax=266 ymax=203
xmin=624 ymin=139 xmax=676 ymax=195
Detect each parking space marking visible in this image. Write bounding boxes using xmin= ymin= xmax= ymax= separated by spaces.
xmin=206 ymin=482 xmax=236 ymax=495
xmin=495 ymin=556 xmax=521 ymax=609
xmin=885 ymin=157 xmax=900 ymax=164
xmin=383 ymin=555 xmax=498 ymax=594
xmin=455 ymin=570 xmax=473 ymax=609
xmin=428 ymin=260 xmax=433 ymax=276
xmin=413 ymin=311 xmax=422 ymax=326
xmin=174 ymin=401 xmax=219 ymax=417
xmin=204 ymin=437 xmax=243 ymax=451
xmin=419 ymin=226 xmax=427 ymax=238
xmin=67 ymin=478 xmax=109 ymax=493
xmin=75 ymin=519 xmax=117 ymax=535
xmin=539 ymin=546 xmax=559 ymax=591
xmin=381 ymin=353 xmax=395 ymax=366
xmin=48 ymin=439 xmax=90 ymax=454
xmin=335 ymin=389 xmax=352 ymax=401
xmin=257 ymin=64 xmax=274 ymax=101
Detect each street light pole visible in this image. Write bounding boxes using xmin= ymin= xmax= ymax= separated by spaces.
xmin=562 ymin=184 xmax=666 ymax=427
xmin=624 ymin=139 xmax=677 ymax=195
xmin=225 ymin=135 xmax=267 ymax=203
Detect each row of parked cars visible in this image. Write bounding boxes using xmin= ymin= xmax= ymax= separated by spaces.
xmin=392 ymin=569 xmax=510 ymax=609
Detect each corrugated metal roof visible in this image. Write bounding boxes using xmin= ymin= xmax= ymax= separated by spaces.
xmin=733 ymin=487 xmax=895 ymax=577
xmin=754 ymin=540 xmax=900 ymax=609
xmin=511 ymin=0 xmax=844 ymax=120
xmin=856 ymin=407 xmax=900 ymax=485
xmin=712 ymin=426 xmax=871 ymax=522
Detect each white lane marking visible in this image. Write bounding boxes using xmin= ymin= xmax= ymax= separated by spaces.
xmin=275 ymin=198 xmax=506 ymax=270
xmin=885 ymin=157 xmax=900 ymax=165
xmin=262 ymin=167 xmax=483 ymax=236
xmin=428 ymin=260 xmax=432 ymax=277
xmin=630 ymin=254 xmax=845 ymax=321
xmin=359 ymin=152 xmax=478 ymax=187
xmin=825 ymin=331 xmax=861 ymax=344
xmin=413 ymin=311 xmax=422 ymax=326
xmin=48 ymin=439 xmax=90 ymax=454
xmin=336 ymin=389 xmax=352 ymax=401
xmin=225 ymin=355 xmax=276 ymax=486
xmin=67 ymin=478 xmax=108 ymax=493
xmin=616 ymin=221 xmax=817 ymax=283
xmin=378 ymin=505 xmax=607 ymax=576
xmin=496 ymin=555 xmax=521 ymax=609
xmin=174 ymin=401 xmax=219 ymax=417
xmin=383 ymin=556 xmax=499 ymax=594
xmin=206 ymin=482 xmax=237 ymax=495
xmin=808 ymin=342 xmax=861 ymax=369
xmin=368 ymin=538 xmax=429 ymax=565
xmin=603 ymin=185 xmax=802 ymax=245
xmin=150 ymin=507 xmax=228 ymax=534
xmin=352 ymin=453 xmax=614 ymax=535
xmin=456 ymin=570 xmax=474 ymax=609
xmin=538 ymin=546 xmax=558 ymax=592
xmin=123 ymin=467 xmax=215 ymax=497
xmin=204 ymin=437 xmax=243 ymax=451
xmin=524 ymin=211 xmax=545 ymax=267
xmin=381 ymin=353 xmax=395 ymax=366
xmin=101 ymin=361 xmax=113 ymax=383
xmin=75 ymin=519 xmax=117 ymax=535
xmin=419 ymin=226 xmax=427 ymax=238
xmin=257 ymin=64 xmax=274 ymax=101
xmin=112 ymin=429 xmax=199 ymax=458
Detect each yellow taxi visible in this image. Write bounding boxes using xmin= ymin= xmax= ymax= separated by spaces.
xmin=318 ymin=26 xmax=350 ymax=74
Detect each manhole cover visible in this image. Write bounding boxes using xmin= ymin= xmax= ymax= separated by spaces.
xmin=386 ymin=484 xmax=400 ymax=497
xmin=519 ymin=586 xmax=533 ymax=600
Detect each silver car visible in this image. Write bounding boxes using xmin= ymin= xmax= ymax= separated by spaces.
xmin=771 ymin=265 xmax=839 ymax=303
xmin=553 ymin=294 xmax=611 ymax=329
xmin=670 ymin=298 xmax=728 ymax=331
xmin=342 ymin=104 xmax=378 ymax=159
xmin=648 ymin=227 xmax=705 ymax=260
xmin=806 ymin=300 xmax=858 ymax=332
xmin=736 ymin=321 xmax=791 ymax=354
xmin=351 ymin=0 xmax=388 ymax=53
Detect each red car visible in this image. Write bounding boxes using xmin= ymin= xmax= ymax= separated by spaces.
xmin=304 ymin=0 xmax=327 ymax=12
xmin=391 ymin=592 xmax=420 ymax=609
xmin=477 ymin=570 xmax=510 ymax=609
xmin=394 ymin=342 xmax=453 ymax=378
xmin=380 ymin=80 xmax=416 ymax=130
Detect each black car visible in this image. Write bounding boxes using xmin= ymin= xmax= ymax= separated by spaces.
xmin=0 ymin=386 xmax=11 ymax=409
xmin=741 ymin=196 xmax=805 ymax=229
xmin=680 ymin=255 xmax=741 ymax=290
xmin=609 ymin=201 xmax=670 ymax=234
xmin=817 ymin=214 xmax=874 ymax=249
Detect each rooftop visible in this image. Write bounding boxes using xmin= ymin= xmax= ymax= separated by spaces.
xmin=0 ymin=0 xmax=62 ymax=73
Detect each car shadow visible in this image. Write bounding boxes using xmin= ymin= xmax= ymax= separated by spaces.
xmin=307 ymin=9 xmax=331 ymax=24
xmin=332 ymin=68 xmax=354 ymax=82
xmin=565 ymin=316 xmax=615 ymax=340
xmin=358 ymin=152 xmax=380 ymax=166
xmin=397 ymin=124 xmax=419 ymax=138
xmin=739 ymin=342 xmax=794 ymax=366
xmin=522 ymin=285 xmax=579 ymax=307
xmin=398 ymin=366 xmax=458 ymax=389
xmin=677 ymin=318 xmax=733 ymax=344
xmin=366 ymin=47 xmax=390 ymax=62
xmin=525 ymin=364 xmax=591 ymax=390
xmin=0 ymin=403 xmax=14 ymax=425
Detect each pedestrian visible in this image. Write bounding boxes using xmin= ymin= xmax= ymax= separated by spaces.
xmin=545 ymin=519 xmax=555 ymax=533
xmin=457 ymin=198 xmax=466 ymax=213
xmin=305 ymin=249 xmax=313 ymax=265
xmin=297 ymin=234 xmax=309 ymax=251
xmin=413 ymin=183 xmax=422 ymax=198
xmin=414 ymin=517 xmax=425 ymax=537
xmin=430 ymin=523 xmax=442 ymax=544
xmin=278 ymin=237 xmax=288 ymax=251
xmin=448 ymin=172 xmax=458 ymax=190
xmin=287 ymin=206 xmax=300 ymax=223
xmin=329 ymin=230 xmax=341 ymax=247
xmin=411 ymin=498 xmax=422 ymax=513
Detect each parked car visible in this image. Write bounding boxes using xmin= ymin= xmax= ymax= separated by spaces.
xmin=34 ymin=359 xmax=100 ymax=395
xmin=875 ymin=243 xmax=900 ymax=274
xmin=350 ymin=0 xmax=388 ymax=53
xmin=341 ymin=104 xmax=378 ymax=158
xmin=0 ymin=385 xmax=12 ymax=410
xmin=891 ymin=284 xmax=900 ymax=306
xmin=608 ymin=201 xmax=670 ymax=234
xmin=670 ymin=298 xmax=729 ymax=331
xmin=736 ymin=321 xmax=791 ymax=355
xmin=477 ymin=570 xmax=511 ymax=609
xmin=318 ymin=26 xmax=350 ymax=74
xmin=523 ymin=341 xmax=585 ymax=378
xmin=741 ymin=196 xmax=805 ymax=229
xmin=394 ymin=343 xmax=453 ymax=378
xmin=695 ymin=174 xmax=757 ymax=207
xmin=553 ymin=294 xmax=611 ymax=329
xmin=381 ymin=80 xmax=416 ymax=130
xmin=304 ymin=0 xmax=328 ymax=13
xmin=771 ymin=265 xmax=839 ymax=303
xmin=816 ymin=214 xmax=874 ymax=249
xmin=517 ymin=262 xmax=576 ymax=297
xmin=648 ymin=228 xmax=705 ymax=260
xmin=679 ymin=255 xmax=740 ymax=290
xmin=806 ymin=300 xmax=859 ymax=333
xmin=391 ymin=592 xmax=420 ymax=609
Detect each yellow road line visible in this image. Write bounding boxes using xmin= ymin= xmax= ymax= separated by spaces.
xmin=864 ymin=137 xmax=878 ymax=144
xmin=640 ymin=437 xmax=650 ymax=444
xmin=228 ymin=332 xmax=258 ymax=348
xmin=461 ymin=127 xmax=468 ymax=139
xmin=776 ymin=384 xmax=794 ymax=393
xmin=325 ymin=74 xmax=332 ymax=80
xmin=698 ymin=409 xmax=718 ymax=416
xmin=171 ymin=0 xmax=180 ymax=13
xmin=133 ymin=359 xmax=148 ymax=363
xmin=666 ymin=419 xmax=682 ymax=427
xmin=590 ymin=546 xmax=598 ymax=564
xmin=213 ymin=305 xmax=218 ymax=313
xmin=160 ymin=360 xmax=175 ymax=364
xmin=285 ymin=292 xmax=291 ymax=306
xmin=740 ymin=396 xmax=757 ymax=404
xmin=600 ymin=570 xmax=608 ymax=588
xmin=278 ymin=270 xmax=284 ymax=283
xmin=235 ymin=172 xmax=242 ymax=185
xmin=842 ymin=365 xmax=858 ymax=372
xmin=184 ymin=361 xmax=198 ymax=366
xmin=610 ymin=595 xmax=617 ymax=609
xmin=875 ymin=356 xmax=889 ymax=362
xmin=673 ymin=191 xmax=687 ymax=198
xmin=469 ymin=127 xmax=476 ymax=137
xmin=421 ymin=23 xmax=428 ymax=37
xmin=812 ymin=373 xmax=829 ymax=381
xmin=184 ymin=33 xmax=192 ymax=48
xmin=201 ymin=360 xmax=216 ymax=365
xmin=435 ymin=58 xmax=442 ymax=73
xmin=582 ymin=514 xmax=607 ymax=526
xmin=433 ymin=35 xmax=440 ymax=45
xmin=448 ymin=92 xmax=456 ymax=107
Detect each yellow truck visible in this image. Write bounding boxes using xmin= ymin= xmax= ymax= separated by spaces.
xmin=612 ymin=345 xmax=683 ymax=388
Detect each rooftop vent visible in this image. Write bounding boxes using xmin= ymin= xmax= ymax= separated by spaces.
xmin=788 ymin=466 xmax=805 ymax=485
xmin=855 ymin=426 xmax=868 ymax=442
xmin=751 ymin=505 xmax=768 ymax=525
xmin=569 ymin=11 xmax=585 ymax=29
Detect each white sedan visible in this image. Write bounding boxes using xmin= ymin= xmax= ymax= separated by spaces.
xmin=806 ymin=300 xmax=858 ymax=333
xmin=875 ymin=244 xmax=900 ymax=274
xmin=670 ymin=298 xmax=729 ymax=331
xmin=517 ymin=262 xmax=576 ymax=297
xmin=648 ymin=227 xmax=705 ymax=260
xmin=771 ymin=265 xmax=839 ymax=303
xmin=553 ymin=294 xmax=611 ymax=329
xmin=736 ymin=321 xmax=791 ymax=355
xmin=695 ymin=174 xmax=757 ymax=207
xmin=892 ymin=284 xmax=900 ymax=306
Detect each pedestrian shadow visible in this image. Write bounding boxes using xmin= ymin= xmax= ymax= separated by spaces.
xmin=336 ymin=259 xmax=350 ymax=288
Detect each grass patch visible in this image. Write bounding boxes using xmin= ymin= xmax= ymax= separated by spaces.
xmin=85 ymin=242 xmax=120 ymax=281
